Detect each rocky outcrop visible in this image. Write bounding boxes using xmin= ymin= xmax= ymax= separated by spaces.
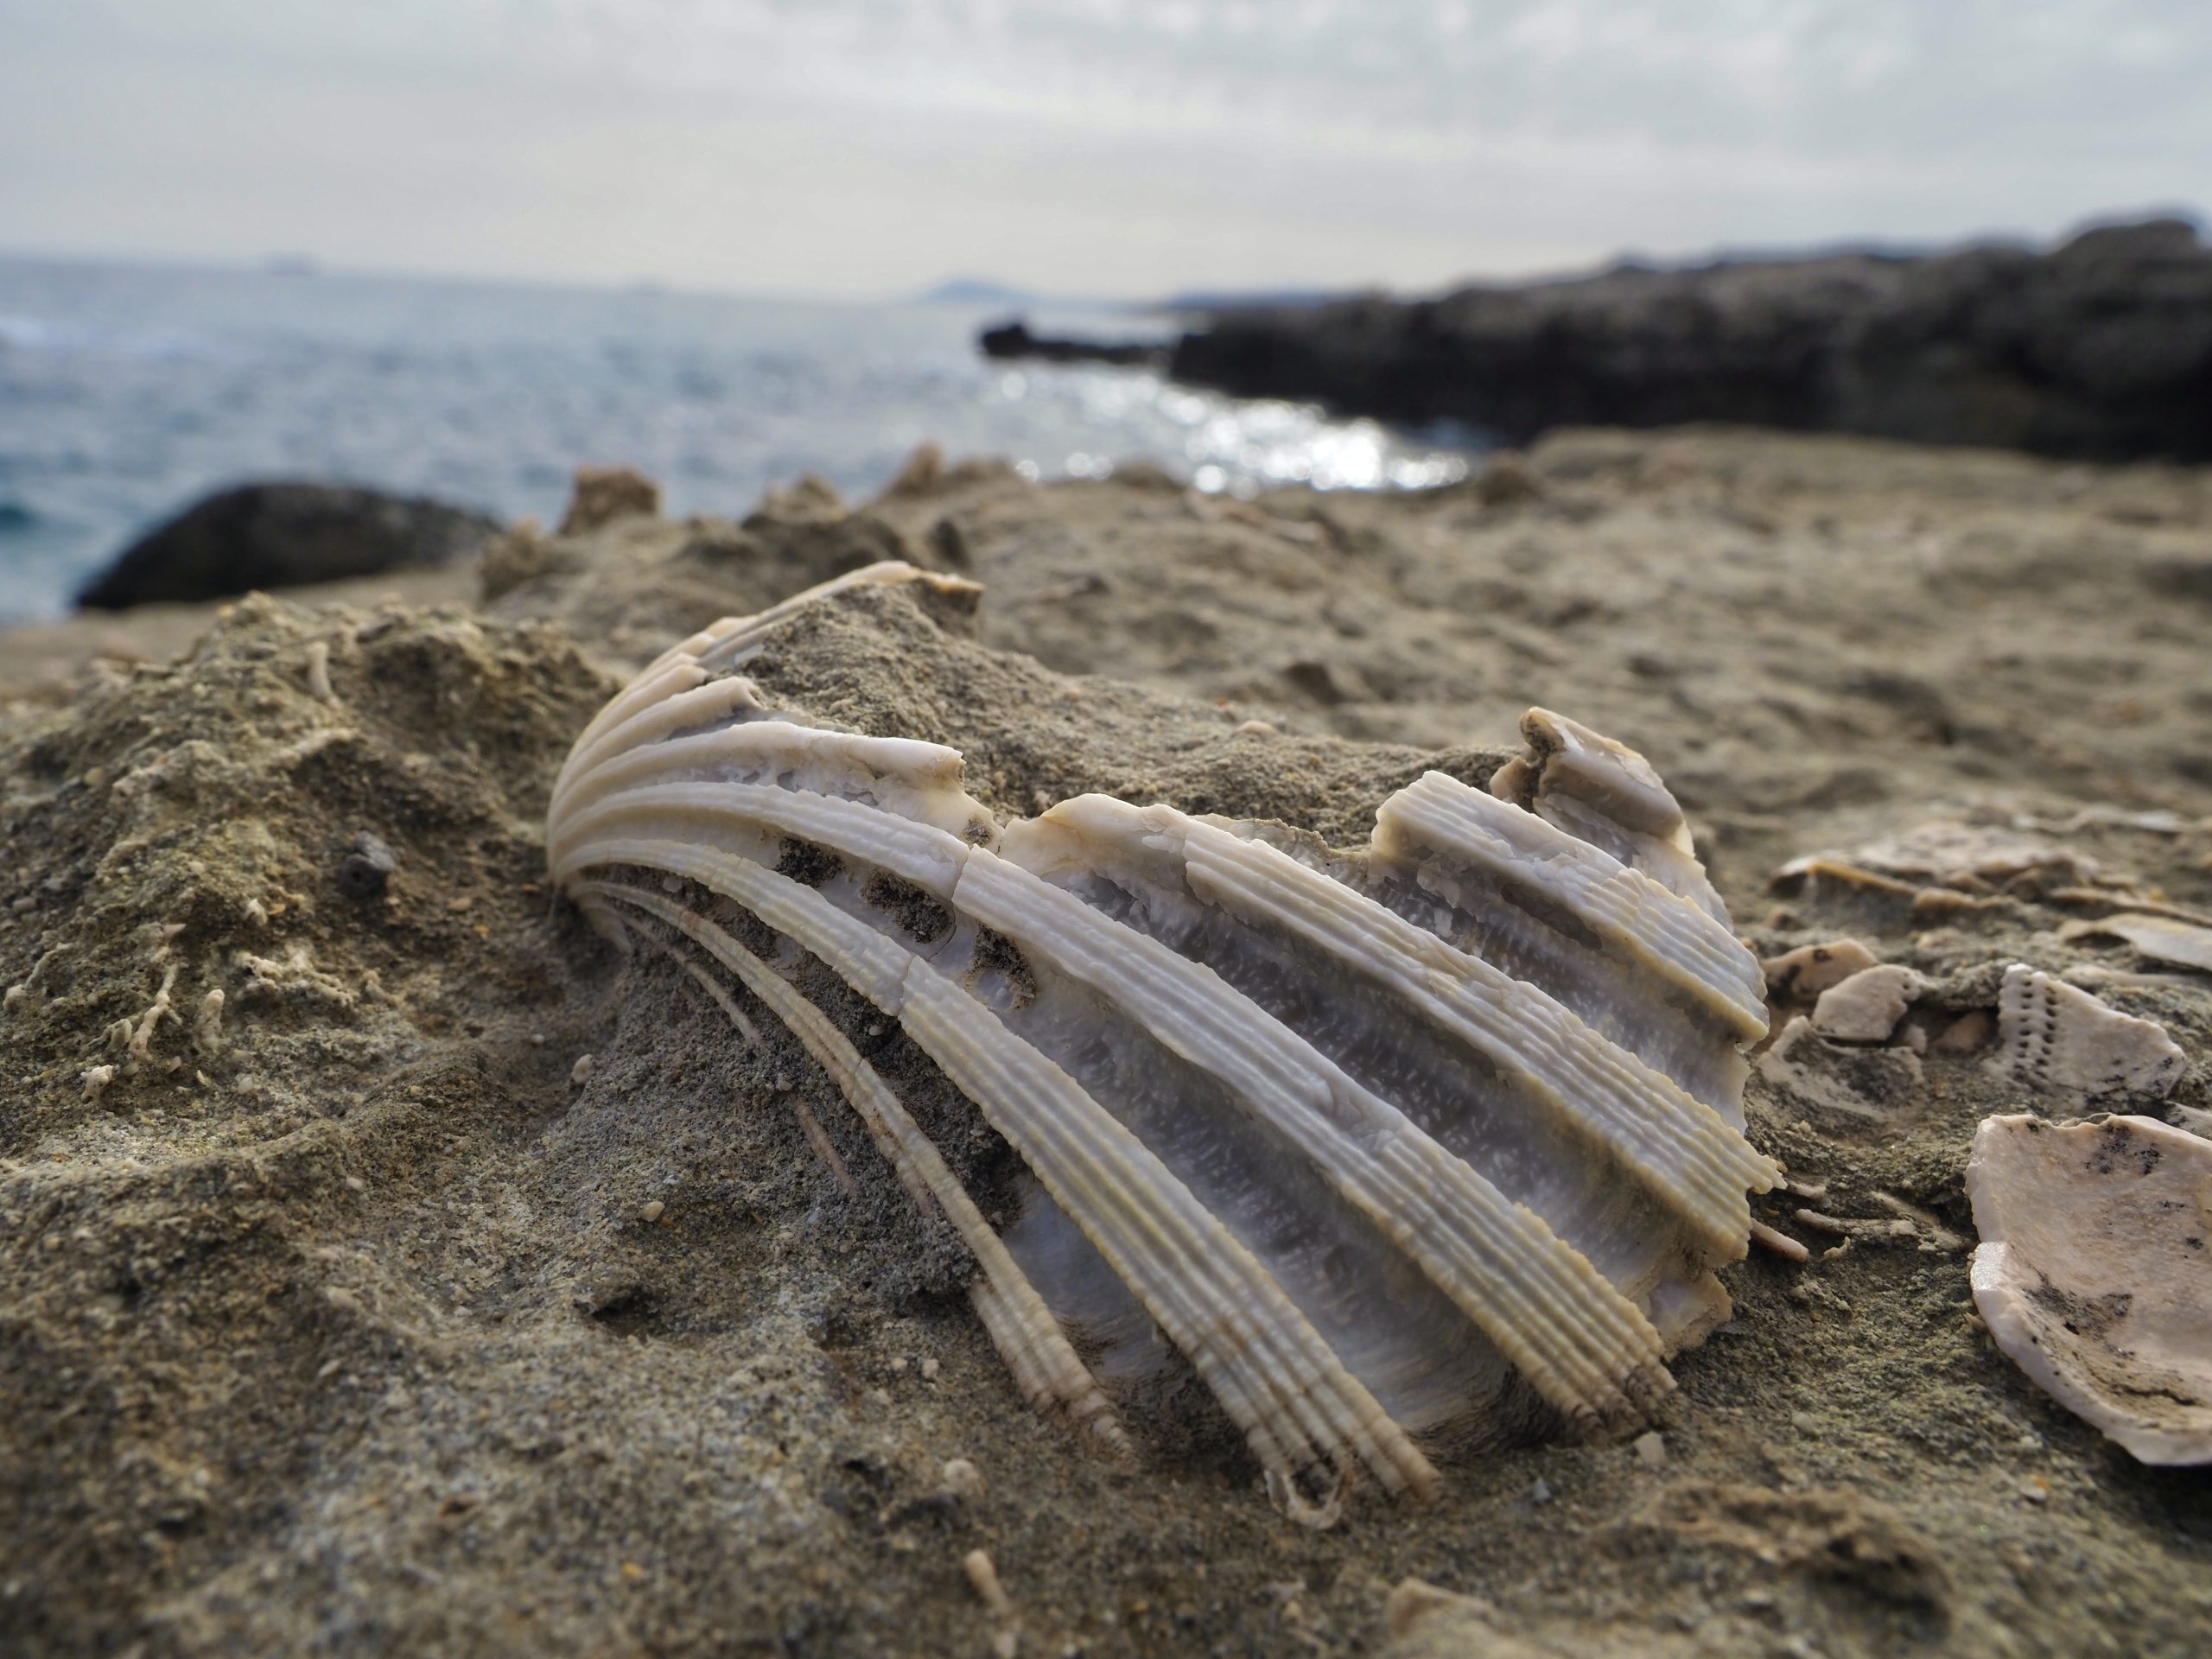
xmin=77 ymin=483 xmax=500 ymax=610
xmin=557 ymin=466 xmax=660 ymax=535
xmin=1167 ymin=219 xmax=2212 ymax=461
xmin=978 ymin=319 xmax=1170 ymax=367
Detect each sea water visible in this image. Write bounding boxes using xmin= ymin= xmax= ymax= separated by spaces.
xmin=0 ymin=257 xmax=1477 ymax=621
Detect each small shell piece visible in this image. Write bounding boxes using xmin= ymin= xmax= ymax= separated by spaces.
xmin=1990 ymin=963 xmax=2186 ymax=1102
xmin=1831 ymin=821 xmax=2099 ymax=887
xmin=1761 ymin=939 xmax=1878 ymax=1001
xmin=1809 ymin=965 xmax=1925 ymax=1045
xmin=1967 ymin=1114 xmax=2212 ymax=1465
xmin=2058 ymin=912 xmax=2212 ymax=976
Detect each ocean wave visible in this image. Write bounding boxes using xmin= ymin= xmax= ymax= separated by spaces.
xmin=0 ymin=312 xmax=226 ymax=361
xmin=0 ymin=259 xmax=1478 ymax=620
xmin=0 ymin=314 xmax=51 ymax=350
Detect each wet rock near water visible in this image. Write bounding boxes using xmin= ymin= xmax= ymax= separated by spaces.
xmin=77 ymin=482 xmax=501 ymax=610
xmin=977 ymin=319 xmax=1172 ymax=368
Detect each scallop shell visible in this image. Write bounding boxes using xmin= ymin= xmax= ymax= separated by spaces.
xmin=1967 ymin=1114 xmax=2212 ymax=1465
xmin=548 ymin=563 xmax=1778 ymax=1516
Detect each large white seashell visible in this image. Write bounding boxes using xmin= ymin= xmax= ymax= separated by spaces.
xmin=548 ymin=563 xmax=1779 ymax=1518
xmin=1967 ymin=1114 xmax=2212 ymax=1465
xmin=1990 ymin=963 xmax=2186 ymax=1103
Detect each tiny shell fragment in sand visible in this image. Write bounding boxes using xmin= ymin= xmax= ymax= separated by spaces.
xmin=962 ymin=1548 xmax=1013 ymax=1617
xmin=1756 ymin=1014 xmax=1923 ymax=1125
xmin=939 ymin=1458 xmax=986 ymax=1501
xmin=1967 ymin=1114 xmax=2212 ymax=1465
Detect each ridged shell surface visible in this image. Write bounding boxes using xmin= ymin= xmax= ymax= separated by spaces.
xmin=548 ymin=563 xmax=1778 ymax=1520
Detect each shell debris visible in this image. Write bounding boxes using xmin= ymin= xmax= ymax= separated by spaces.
xmin=1967 ymin=1114 xmax=2212 ymax=1465
xmin=1809 ymin=964 xmax=1925 ymax=1045
xmin=1762 ymin=938 xmax=1878 ymax=1001
xmin=547 ymin=563 xmax=1781 ymax=1518
xmin=961 ymin=1548 xmax=1011 ymax=1614
xmin=1777 ymin=820 xmax=2102 ymax=892
xmin=2058 ymin=912 xmax=2212 ymax=976
xmin=1990 ymin=963 xmax=2185 ymax=1103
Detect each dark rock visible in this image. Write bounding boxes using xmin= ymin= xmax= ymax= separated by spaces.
xmin=927 ymin=518 xmax=972 ymax=569
xmin=79 ymin=484 xmax=498 ymax=610
xmin=978 ymin=319 xmax=1170 ymax=368
xmin=335 ymin=833 xmax=398 ymax=901
xmin=1167 ymin=218 xmax=2212 ymax=462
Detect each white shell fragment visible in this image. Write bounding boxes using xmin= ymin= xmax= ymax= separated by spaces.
xmin=548 ymin=563 xmax=1780 ymax=1517
xmin=1810 ymin=964 xmax=1926 ymax=1045
xmin=1967 ymin=1114 xmax=2212 ymax=1465
xmin=1780 ymin=821 xmax=2101 ymax=889
xmin=2059 ymin=912 xmax=2212 ymax=976
xmin=1991 ymin=963 xmax=2186 ymax=1103
xmin=1762 ymin=938 xmax=1878 ymax=1001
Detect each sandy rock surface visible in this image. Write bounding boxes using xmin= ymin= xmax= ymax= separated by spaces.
xmin=3 ymin=427 xmax=2209 ymax=1657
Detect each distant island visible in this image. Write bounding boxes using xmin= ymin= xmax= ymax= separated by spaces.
xmin=917 ymin=277 xmax=1357 ymax=315
xmin=915 ymin=277 xmax=1046 ymax=308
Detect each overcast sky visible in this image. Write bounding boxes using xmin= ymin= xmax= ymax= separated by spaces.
xmin=1 ymin=1 xmax=2204 ymax=300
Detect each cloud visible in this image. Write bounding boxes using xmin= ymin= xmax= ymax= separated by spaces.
xmin=0 ymin=1 xmax=2204 ymax=294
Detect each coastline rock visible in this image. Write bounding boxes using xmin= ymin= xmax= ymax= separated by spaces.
xmin=1166 ymin=218 xmax=2212 ymax=462
xmin=978 ymin=319 xmax=1171 ymax=368
xmin=77 ymin=482 xmax=500 ymax=610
